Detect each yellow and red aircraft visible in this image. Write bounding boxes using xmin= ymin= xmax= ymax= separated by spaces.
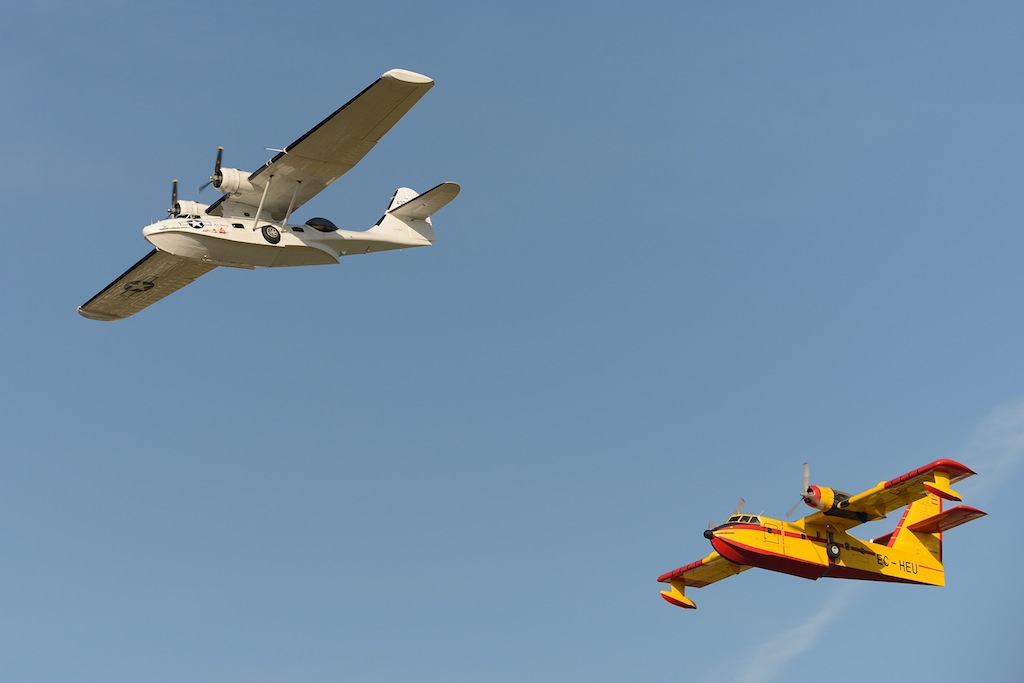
xmin=658 ymin=459 xmax=986 ymax=609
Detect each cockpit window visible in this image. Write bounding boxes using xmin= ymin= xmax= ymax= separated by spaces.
xmin=749 ymin=516 xmax=760 ymax=525
xmin=727 ymin=515 xmax=742 ymax=523
xmin=739 ymin=515 xmax=751 ymax=523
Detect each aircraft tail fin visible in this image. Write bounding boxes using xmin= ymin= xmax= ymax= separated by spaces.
xmin=873 ymin=493 xmax=944 ymax=557
xmin=365 ymin=182 xmax=460 ymax=245
xmin=870 ymin=494 xmax=985 ymax=584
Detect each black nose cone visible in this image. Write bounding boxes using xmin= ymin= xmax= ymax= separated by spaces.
xmin=703 ymin=529 xmax=714 ymax=540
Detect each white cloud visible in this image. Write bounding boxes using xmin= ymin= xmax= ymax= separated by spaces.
xmin=701 ymin=584 xmax=859 ymax=683
xmin=956 ymin=396 xmax=1024 ymax=501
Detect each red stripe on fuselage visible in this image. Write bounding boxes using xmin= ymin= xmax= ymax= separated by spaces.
xmin=710 ymin=536 xmax=826 ymax=581
xmin=822 ymin=563 xmax=927 ymax=584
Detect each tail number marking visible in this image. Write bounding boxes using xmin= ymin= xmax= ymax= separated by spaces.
xmin=876 ymin=554 xmax=918 ymax=575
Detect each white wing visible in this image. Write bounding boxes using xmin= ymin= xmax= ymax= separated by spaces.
xmin=79 ymin=250 xmax=216 ymax=321
xmin=206 ymin=69 xmax=435 ymax=221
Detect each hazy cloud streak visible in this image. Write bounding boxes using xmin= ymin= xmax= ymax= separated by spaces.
xmin=956 ymin=396 xmax=1024 ymax=501
xmin=703 ymin=584 xmax=859 ymax=683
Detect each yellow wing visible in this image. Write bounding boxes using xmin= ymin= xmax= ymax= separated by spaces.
xmin=802 ymin=458 xmax=977 ymax=532
xmin=657 ymin=551 xmax=749 ymax=609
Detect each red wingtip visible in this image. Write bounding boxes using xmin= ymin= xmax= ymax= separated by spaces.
xmin=661 ymin=593 xmax=697 ymax=609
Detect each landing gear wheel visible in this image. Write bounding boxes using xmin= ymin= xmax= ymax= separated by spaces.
xmin=261 ymin=225 xmax=281 ymax=244
xmin=827 ymin=541 xmax=841 ymax=560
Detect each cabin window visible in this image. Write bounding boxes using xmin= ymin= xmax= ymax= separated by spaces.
xmin=232 ymin=223 xmax=244 ymax=229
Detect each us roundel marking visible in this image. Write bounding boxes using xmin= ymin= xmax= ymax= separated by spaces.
xmin=123 ymin=279 xmax=155 ymax=294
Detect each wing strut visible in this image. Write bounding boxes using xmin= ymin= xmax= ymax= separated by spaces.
xmin=282 ymin=181 xmax=302 ymax=226
xmin=252 ymin=175 xmax=274 ymax=231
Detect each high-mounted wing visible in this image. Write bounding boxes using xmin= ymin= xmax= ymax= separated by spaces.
xmin=657 ymin=551 xmax=750 ymax=609
xmin=206 ymin=69 xmax=435 ymax=221
xmin=78 ymin=250 xmax=216 ymax=321
xmin=802 ymin=458 xmax=977 ymax=532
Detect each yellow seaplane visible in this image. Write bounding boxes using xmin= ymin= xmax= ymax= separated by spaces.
xmin=658 ymin=459 xmax=986 ymax=610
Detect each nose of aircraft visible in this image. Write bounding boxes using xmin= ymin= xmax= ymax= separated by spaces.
xmin=142 ymin=222 xmax=162 ymax=238
xmin=703 ymin=529 xmax=714 ymax=540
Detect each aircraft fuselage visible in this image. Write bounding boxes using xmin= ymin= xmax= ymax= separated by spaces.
xmin=706 ymin=516 xmax=944 ymax=586
xmin=142 ymin=216 xmax=429 ymax=269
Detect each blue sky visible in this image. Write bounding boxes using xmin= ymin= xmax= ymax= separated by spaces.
xmin=3 ymin=2 xmax=1022 ymax=681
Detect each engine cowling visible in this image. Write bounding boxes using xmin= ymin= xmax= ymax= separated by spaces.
xmin=214 ymin=167 xmax=255 ymax=195
xmin=803 ymin=486 xmax=851 ymax=512
xmin=172 ymin=200 xmax=209 ymax=218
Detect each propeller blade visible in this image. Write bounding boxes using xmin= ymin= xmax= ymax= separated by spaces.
xmin=198 ymin=146 xmax=224 ymax=193
xmin=733 ymin=498 xmax=745 ymax=515
xmin=786 ymin=462 xmax=813 ymax=519
xmin=211 ymin=145 xmax=223 ymax=186
xmin=166 ymin=179 xmax=179 ymax=216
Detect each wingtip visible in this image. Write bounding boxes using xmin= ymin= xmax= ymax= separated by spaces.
xmin=660 ymin=590 xmax=697 ymax=609
xmin=382 ymin=68 xmax=434 ymax=86
xmin=78 ymin=306 xmax=119 ymax=322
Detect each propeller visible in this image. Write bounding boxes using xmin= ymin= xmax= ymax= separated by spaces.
xmin=166 ymin=179 xmax=179 ymax=217
xmin=198 ymin=146 xmax=224 ymax=192
xmin=786 ymin=462 xmax=811 ymax=519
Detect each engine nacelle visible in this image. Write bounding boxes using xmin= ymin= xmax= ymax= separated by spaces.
xmin=172 ymin=200 xmax=209 ymax=218
xmin=215 ymin=167 xmax=255 ymax=195
xmin=803 ymin=486 xmax=851 ymax=512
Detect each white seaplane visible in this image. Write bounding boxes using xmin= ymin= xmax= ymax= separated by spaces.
xmin=79 ymin=68 xmax=459 ymax=321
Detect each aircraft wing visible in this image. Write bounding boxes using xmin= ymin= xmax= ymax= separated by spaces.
xmin=657 ymin=551 xmax=750 ymax=609
xmin=206 ymin=69 xmax=435 ymax=221
xmin=803 ymin=458 xmax=977 ymax=531
xmin=78 ymin=250 xmax=216 ymax=321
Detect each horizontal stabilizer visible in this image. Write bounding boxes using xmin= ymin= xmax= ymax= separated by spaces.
xmin=923 ymin=481 xmax=962 ymax=501
xmin=907 ymin=505 xmax=987 ymax=534
xmin=387 ymin=182 xmax=460 ymax=220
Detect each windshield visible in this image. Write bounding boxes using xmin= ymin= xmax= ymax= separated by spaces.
xmin=723 ymin=514 xmax=761 ymax=526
